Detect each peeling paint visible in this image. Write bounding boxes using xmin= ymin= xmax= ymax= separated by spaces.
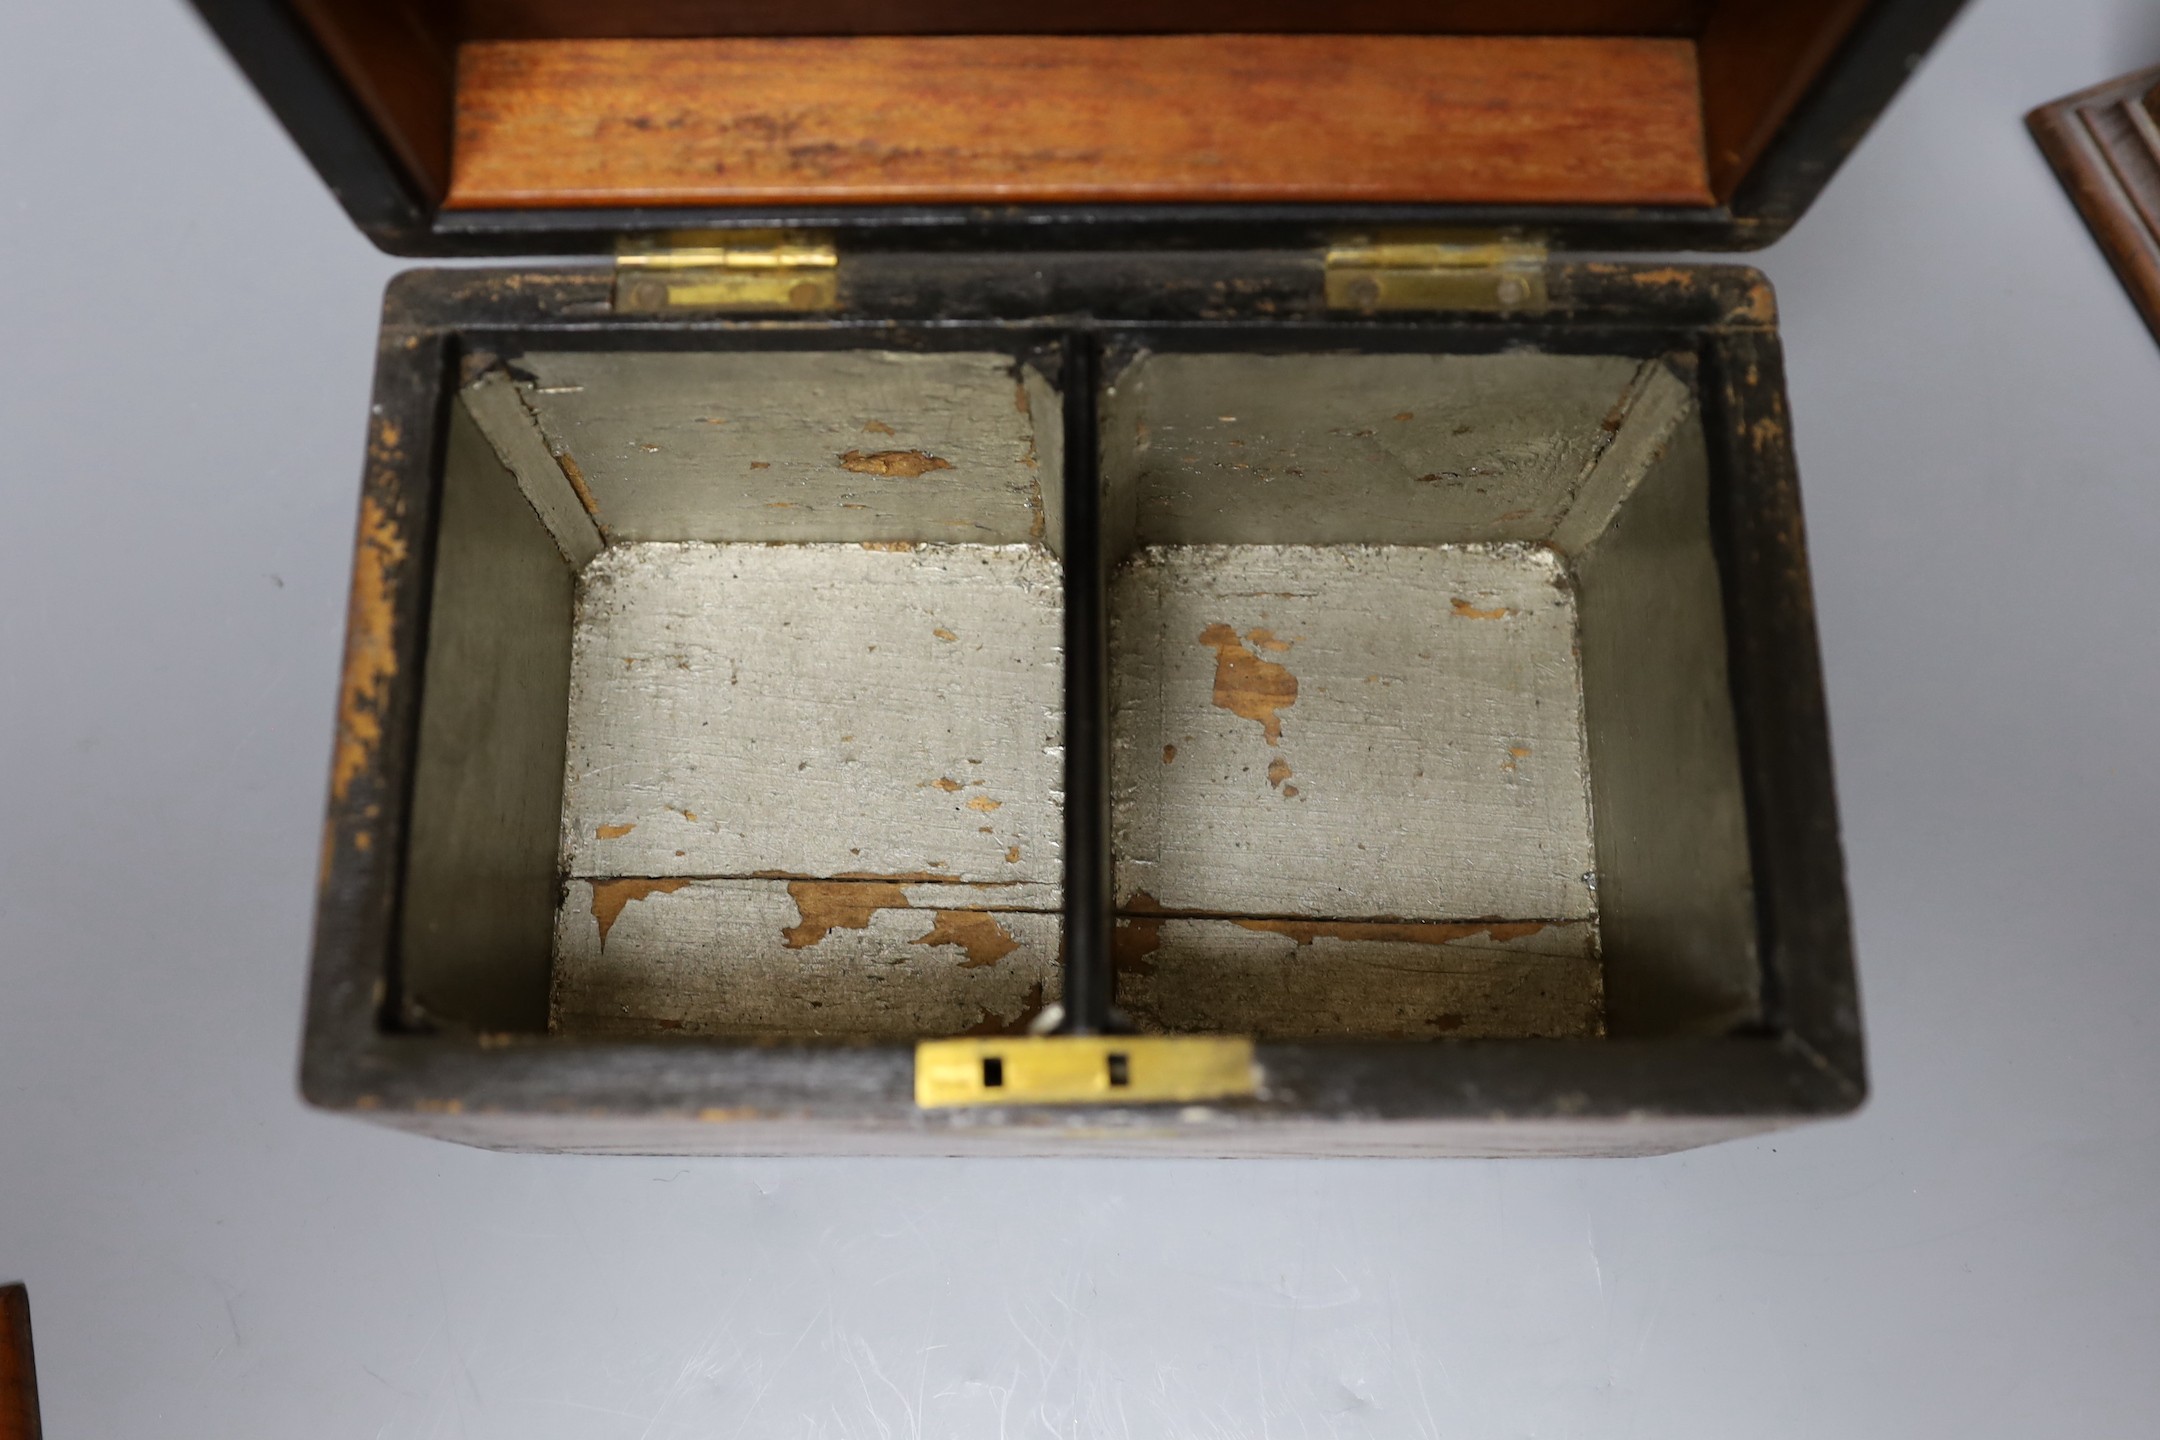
xmin=839 ymin=449 xmax=953 ymax=478
xmin=1114 ymin=915 xmax=1164 ymax=978
xmin=957 ymin=980 xmax=1046 ymax=1037
xmin=1198 ymin=622 xmax=1298 ymax=745
xmin=331 ymin=488 xmax=407 ymax=805
xmin=912 ymin=909 xmax=1021 ymax=967
xmin=1451 ymin=597 xmax=1513 ymax=620
xmin=551 ymin=448 xmax=608 ymax=535
xmin=589 ymin=876 xmax=691 ymax=947
xmin=780 ymin=878 xmax=911 ymax=948
xmin=595 ymin=822 xmax=636 ymax=839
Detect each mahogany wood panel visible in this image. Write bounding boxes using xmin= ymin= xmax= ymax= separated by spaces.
xmin=1697 ymin=0 xmax=1873 ymax=200
xmin=2030 ymin=66 xmax=2160 ymax=348
xmin=0 ymin=1286 xmax=36 ymax=1440
xmin=445 ymin=35 xmax=1715 ymax=210
xmin=456 ymin=0 xmax=1710 ymax=39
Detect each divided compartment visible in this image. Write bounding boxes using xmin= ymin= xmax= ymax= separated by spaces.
xmin=1099 ymin=348 xmax=1760 ymax=1043
xmin=397 ymin=347 xmax=1071 ymax=1040
xmin=393 ymin=336 xmax=1764 ymax=1054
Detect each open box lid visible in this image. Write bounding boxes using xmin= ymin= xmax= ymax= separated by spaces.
xmin=190 ymin=1 xmax=1964 ymax=260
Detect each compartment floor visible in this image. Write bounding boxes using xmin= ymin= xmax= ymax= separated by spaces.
xmin=550 ymin=541 xmax=1064 ymax=1039
xmin=1110 ymin=544 xmax=1602 ymax=1039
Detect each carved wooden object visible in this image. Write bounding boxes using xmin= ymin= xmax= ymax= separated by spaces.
xmin=2030 ymin=65 xmax=2160 ymax=345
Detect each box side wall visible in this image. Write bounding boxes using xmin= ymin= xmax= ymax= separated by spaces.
xmin=397 ymin=402 xmax=575 ymax=1031
xmin=1573 ymin=415 xmax=1760 ymax=1037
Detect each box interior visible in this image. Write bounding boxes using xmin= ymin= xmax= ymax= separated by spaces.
xmin=290 ymin=0 xmax=1878 ymax=214
xmin=397 ymin=342 xmax=1759 ymax=1047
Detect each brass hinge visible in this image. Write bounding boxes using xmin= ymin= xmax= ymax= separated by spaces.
xmin=1325 ymin=232 xmax=1550 ymax=313
xmin=614 ymin=230 xmax=840 ymax=313
xmin=915 ymin=1034 xmax=1258 ymax=1108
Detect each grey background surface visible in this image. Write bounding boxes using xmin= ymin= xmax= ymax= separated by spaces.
xmin=3 ymin=0 xmax=2157 ymax=1433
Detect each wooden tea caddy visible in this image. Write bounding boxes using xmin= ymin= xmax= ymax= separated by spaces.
xmin=191 ymin=0 xmax=1966 ymax=1156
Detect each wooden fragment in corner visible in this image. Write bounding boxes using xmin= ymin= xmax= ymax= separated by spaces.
xmin=447 ymin=35 xmax=1715 ymax=209
xmin=2030 ymin=65 xmax=2160 ymax=347
xmin=0 ymin=1285 xmax=38 ymax=1440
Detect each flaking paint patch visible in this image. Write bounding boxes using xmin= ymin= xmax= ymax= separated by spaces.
xmin=958 ymin=980 xmax=1046 ymax=1036
xmin=839 ymin=449 xmax=953 ymax=478
xmin=1114 ymin=915 xmax=1164 ymax=978
xmin=551 ymin=448 xmax=608 ymax=535
xmin=781 ymin=879 xmax=911 ymax=948
xmin=967 ymin=795 xmax=1003 ymax=813
xmin=595 ymin=822 xmax=636 ymax=839
xmin=1267 ymin=757 xmax=1293 ymax=790
xmin=1738 ymin=280 xmax=1778 ymax=325
xmin=1623 ymin=265 xmax=1697 ymax=290
xmin=332 ymin=488 xmax=408 ymax=805
xmin=1199 ymin=623 xmax=1298 ymax=745
xmin=553 ymin=877 xmax=1063 ymax=1040
xmin=912 ymin=910 xmax=1021 ymax=967
xmin=1451 ymin=597 xmax=1512 ymax=620
xmin=588 ymin=876 xmax=690 ymax=948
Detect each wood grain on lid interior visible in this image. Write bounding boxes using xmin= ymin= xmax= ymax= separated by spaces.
xmin=445 ymin=35 xmax=1714 ymax=209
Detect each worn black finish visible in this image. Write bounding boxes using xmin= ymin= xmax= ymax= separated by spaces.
xmin=1697 ymin=328 xmax=1863 ymax=1091
xmin=296 ymin=255 xmax=1861 ymax=1154
xmin=1055 ymin=336 xmax=1117 ymax=1037
xmin=189 ymin=0 xmax=1967 ymax=257
xmin=188 ymin=0 xmax=435 ymax=252
xmin=1725 ymin=0 xmax=1971 ymax=231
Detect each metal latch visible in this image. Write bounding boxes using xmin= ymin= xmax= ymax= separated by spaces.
xmin=1325 ymin=232 xmax=1549 ymax=313
xmin=915 ymin=1034 xmax=1258 ymax=1108
xmin=614 ymin=230 xmax=839 ymax=313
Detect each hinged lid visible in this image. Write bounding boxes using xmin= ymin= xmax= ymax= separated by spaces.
xmin=191 ymin=0 xmax=1966 ymax=259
